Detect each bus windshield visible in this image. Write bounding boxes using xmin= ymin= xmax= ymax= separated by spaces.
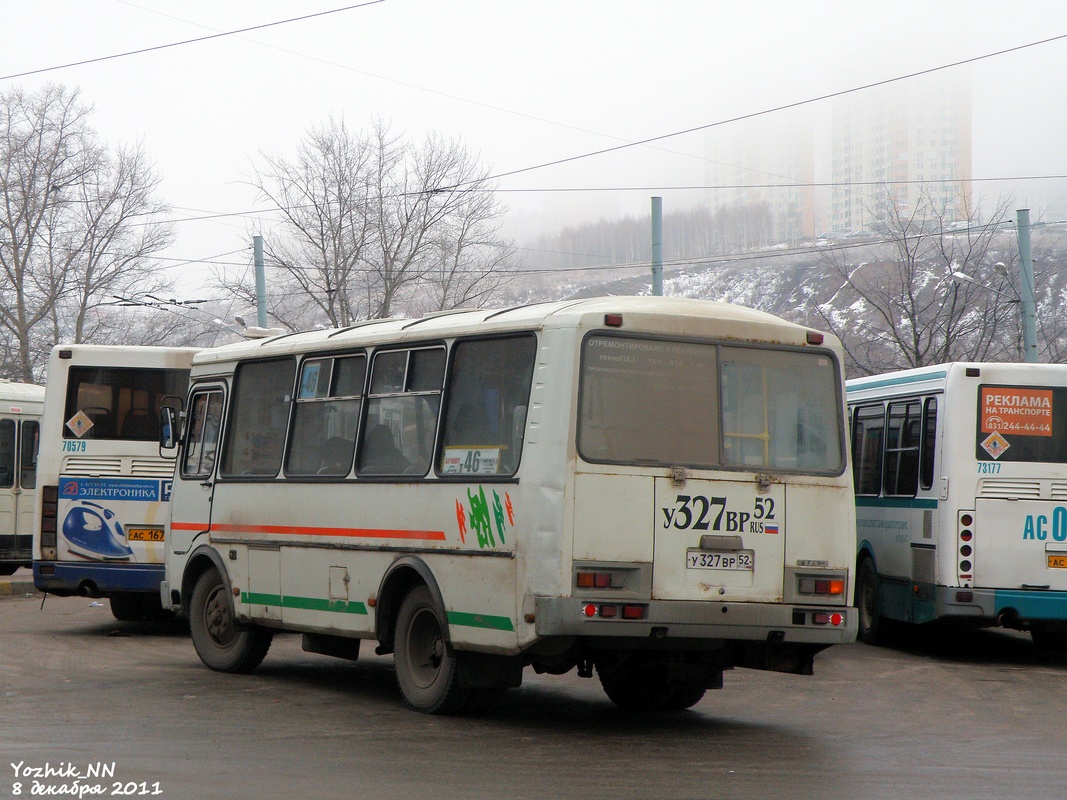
xmin=578 ymin=334 xmax=844 ymax=473
xmin=62 ymin=366 xmax=189 ymax=441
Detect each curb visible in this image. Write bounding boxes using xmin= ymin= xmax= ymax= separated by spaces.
xmin=0 ymin=577 xmax=37 ymax=596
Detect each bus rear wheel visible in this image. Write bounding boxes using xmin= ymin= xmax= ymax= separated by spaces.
xmin=857 ymin=558 xmax=882 ymax=645
xmin=393 ymin=585 xmax=470 ymax=714
xmin=109 ymin=592 xmax=145 ymax=621
xmin=596 ymin=653 xmax=681 ymax=711
xmin=189 ymin=567 xmax=272 ymax=673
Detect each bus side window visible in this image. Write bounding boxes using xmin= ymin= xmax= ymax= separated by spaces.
xmin=286 ymin=354 xmax=364 ymax=477
xmin=438 ymin=335 xmax=536 ymax=477
xmin=220 ymin=359 xmax=295 ymax=478
xmin=884 ymin=400 xmax=921 ymax=497
xmin=359 ymin=348 xmax=444 ymax=477
xmin=920 ymin=397 xmax=937 ymax=490
xmin=852 ymin=405 xmax=884 ymax=496
xmin=0 ymin=419 xmax=14 ymax=489
xmin=20 ymin=420 xmax=39 ymax=489
xmin=182 ymin=390 xmax=224 ymax=479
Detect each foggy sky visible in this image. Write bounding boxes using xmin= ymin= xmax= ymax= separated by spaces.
xmin=4 ymin=0 xmax=1066 ymax=295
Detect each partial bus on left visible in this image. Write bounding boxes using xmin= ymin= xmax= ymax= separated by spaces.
xmin=0 ymin=380 xmax=45 ymax=575
xmin=33 ymin=345 xmax=198 ymax=620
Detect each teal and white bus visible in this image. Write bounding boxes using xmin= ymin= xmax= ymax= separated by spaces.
xmin=848 ymin=362 xmax=1067 ymax=646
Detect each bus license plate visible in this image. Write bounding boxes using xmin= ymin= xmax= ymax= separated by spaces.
xmin=686 ymin=549 xmax=754 ymax=571
xmin=127 ymin=527 xmax=165 ymax=542
xmin=1048 ymin=554 xmax=1067 ymax=569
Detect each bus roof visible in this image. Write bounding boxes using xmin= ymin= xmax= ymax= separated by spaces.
xmin=191 ymin=296 xmax=838 ymax=367
xmin=846 ymin=361 xmax=1067 ymax=397
xmin=0 ymin=379 xmax=45 ymax=404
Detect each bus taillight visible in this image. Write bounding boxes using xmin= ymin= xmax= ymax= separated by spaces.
xmin=958 ymin=511 xmax=975 ymax=583
xmin=581 ymin=603 xmax=647 ymax=620
xmin=576 ymin=571 xmax=619 ymax=589
xmin=812 ymin=612 xmax=844 ymax=626
xmin=40 ymin=484 xmax=58 ymax=548
xmin=798 ymin=577 xmax=845 ymax=596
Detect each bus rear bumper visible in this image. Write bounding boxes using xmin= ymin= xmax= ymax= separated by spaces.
xmin=534 ymin=596 xmax=857 ymax=645
xmin=937 ymin=586 xmax=1067 ymax=625
xmin=33 ymin=561 xmax=164 ymax=597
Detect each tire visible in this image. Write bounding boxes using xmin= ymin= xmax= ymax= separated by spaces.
xmin=189 ymin=567 xmax=272 ymax=673
xmin=110 ymin=592 xmax=145 ymax=621
xmin=393 ymin=585 xmax=470 ymax=714
xmin=1031 ymin=624 xmax=1067 ymax=651
xmin=856 ymin=558 xmax=882 ymax=645
xmin=663 ymin=684 xmax=708 ymax=711
xmin=596 ymin=653 xmax=676 ymax=711
xmin=139 ymin=591 xmax=177 ymax=622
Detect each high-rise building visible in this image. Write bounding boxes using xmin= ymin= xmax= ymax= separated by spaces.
xmin=830 ymin=71 xmax=972 ymax=232
xmin=704 ymin=110 xmax=817 ymax=245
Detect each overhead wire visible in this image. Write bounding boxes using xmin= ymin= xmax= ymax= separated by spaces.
xmin=0 ymin=1 xmax=387 ymax=82
xmin=461 ymin=33 xmax=1067 ymax=187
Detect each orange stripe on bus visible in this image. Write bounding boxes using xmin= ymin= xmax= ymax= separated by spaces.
xmin=170 ymin=521 xmax=446 ymax=541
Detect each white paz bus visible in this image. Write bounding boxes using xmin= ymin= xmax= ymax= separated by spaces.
xmin=848 ymin=362 xmax=1067 ymax=646
xmin=162 ymin=296 xmax=856 ymax=713
xmin=0 ymin=380 xmax=45 ymax=574
xmin=33 ymin=345 xmax=197 ymax=619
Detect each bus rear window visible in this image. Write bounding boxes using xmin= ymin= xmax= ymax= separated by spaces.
xmin=63 ymin=367 xmax=189 ymax=441
xmin=578 ymin=334 xmax=844 ymax=474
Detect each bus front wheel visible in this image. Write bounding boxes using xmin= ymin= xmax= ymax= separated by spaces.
xmin=857 ymin=558 xmax=882 ymax=645
xmin=393 ymin=585 xmax=470 ymax=714
xmin=189 ymin=567 xmax=272 ymax=673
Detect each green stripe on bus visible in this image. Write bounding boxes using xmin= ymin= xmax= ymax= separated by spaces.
xmin=855 ymin=496 xmax=939 ymax=510
xmin=241 ymin=591 xmax=368 ymax=615
xmin=447 ymin=611 xmax=515 ymax=632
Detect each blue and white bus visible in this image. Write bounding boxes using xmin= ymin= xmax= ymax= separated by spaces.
xmin=848 ymin=362 xmax=1067 ymax=647
xmin=33 ymin=345 xmax=197 ymax=619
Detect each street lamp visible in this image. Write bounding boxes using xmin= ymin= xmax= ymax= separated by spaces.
xmin=950 ymin=259 xmax=1037 ymax=363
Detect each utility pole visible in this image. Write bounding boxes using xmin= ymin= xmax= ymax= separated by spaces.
xmin=651 ymin=196 xmax=663 ymax=296
xmin=253 ymin=235 xmax=268 ymax=328
xmin=1015 ymin=209 xmax=1038 ymax=363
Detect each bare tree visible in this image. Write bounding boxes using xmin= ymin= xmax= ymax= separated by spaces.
xmin=809 ymin=189 xmax=1018 ymax=375
xmin=0 ymin=84 xmax=174 ymax=381
xmin=236 ymin=117 xmax=374 ymax=329
xmin=234 ymin=118 xmax=513 ymax=329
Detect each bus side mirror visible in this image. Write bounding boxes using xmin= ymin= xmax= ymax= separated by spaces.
xmin=159 ymin=406 xmax=178 ymax=456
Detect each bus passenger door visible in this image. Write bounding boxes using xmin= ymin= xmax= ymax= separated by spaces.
xmin=15 ymin=420 xmax=39 ymax=556
xmin=170 ymin=387 xmax=225 ymax=559
xmin=0 ymin=418 xmax=18 ymax=563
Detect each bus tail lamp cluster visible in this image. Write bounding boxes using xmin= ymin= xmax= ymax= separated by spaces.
xmin=582 ymin=603 xmax=647 ymax=620
xmin=791 ymin=609 xmax=846 ymax=626
xmin=958 ymin=512 xmax=974 ymax=583
xmin=40 ymin=484 xmax=59 ymax=548
xmin=576 ymin=570 xmax=623 ymax=589
xmin=797 ymin=577 xmax=845 ymax=597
